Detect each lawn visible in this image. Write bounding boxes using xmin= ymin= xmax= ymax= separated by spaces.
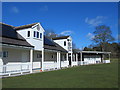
xmin=2 ymin=59 xmax=118 ymax=88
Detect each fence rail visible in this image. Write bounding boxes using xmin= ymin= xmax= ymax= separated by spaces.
xmin=0 ymin=63 xmax=31 ymax=76
xmin=61 ymin=61 xmax=69 ymax=67
xmin=43 ymin=61 xmax=57 ymax=70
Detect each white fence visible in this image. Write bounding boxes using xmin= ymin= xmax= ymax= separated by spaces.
xmin=78 ymin=61 xmax=89 ymax=65
xmin=43 ymin=61 xmax=57 ymax=70
xmin=72 ymin=61 xmax=78 ymax=66
xmin=33 ymin=62 xmax=41 ymax=69
xmin=0 ymin=63 xmax=31 ymax=76
xmin=61 ymin=61 xmax=69 ymax=67
xmin=103 ymin=60 xmax=110 ymax=63
xmin=78 ymin=61 xmax=97 ymax=65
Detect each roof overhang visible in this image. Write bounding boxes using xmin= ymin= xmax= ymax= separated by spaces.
xmin=1 ymin=43 xmax=33 ymax=50
xmin=78 ymin=51 xmax=111 ymax=54
xmin=44 ymin=48 xmax=68 ymax=53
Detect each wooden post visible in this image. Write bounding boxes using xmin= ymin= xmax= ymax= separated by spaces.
xmin=57 ymin=52 xmax=59 ymax=69
xmin=41 ymin=48 xmax=44 ymax=71
xmin=30 ymin=49 xmax=33 ymax=73
xmin=76 ymin=54 xmax=78 ymax=65
xmin=81 ymin=52 xmax=82 ymax=65
xmin=66 ymin=53 xmax=69 ymax=67
xmin=109 ymin=53 xmax=110 ymax=60
xmin=71 ymin=52 xmax=72 ymax=66
xmin=59 ymin=52 xmax=61 ymax=69
xmin=102 ymin=54 xmax=104 ymax=63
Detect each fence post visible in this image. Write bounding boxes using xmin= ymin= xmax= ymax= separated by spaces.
xmin=21 ymin=64 xmax=23 ymax=74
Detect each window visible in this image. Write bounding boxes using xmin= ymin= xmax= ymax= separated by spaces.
xmin=27 ymin=31 xmax=30 ymax=37
xmin=37 ymin=32 xmax=39 ymax=38
xmin=34 ymin=31 xmax=41 ymax=39
xmin=52 ymin=55 xmax=54 ymax=58
xmin=34 ymin=31 xmax=36 ymax=37
xmin=37 ymin=54 xmax=42 ymax=58
xmin=40 ymin=33 xmax=42 ymax=39
xmin=3 ymin=51 xmax=8 ymax=58
xmin=64 ymin=41 xmax=66 ymax=46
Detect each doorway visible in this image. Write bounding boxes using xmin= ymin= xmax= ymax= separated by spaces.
xmin=68 ymin=53 xmax=71 ymax=66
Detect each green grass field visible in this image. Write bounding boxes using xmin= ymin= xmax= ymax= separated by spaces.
xmin=2 ymin=59 xmax=118 ymax=88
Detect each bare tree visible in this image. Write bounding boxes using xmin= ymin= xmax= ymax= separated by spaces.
xmin=45 ymin=29 xmax=58 ymax=39
xmin=92 ymin=25 xmax=115 ymax=51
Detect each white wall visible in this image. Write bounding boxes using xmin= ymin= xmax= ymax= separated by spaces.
xmin=17 ymin=23 xmax=44 ymax=51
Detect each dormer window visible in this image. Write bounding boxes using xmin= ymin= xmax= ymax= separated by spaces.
xmin=37 ymin=32 xmax=39 ymax=38
xmin=34 ymin=31 xmax=36 ymax=37
xmin=64 ymin=41 xmax=66 ymax=46
xmin=40 ymin=33 xmax=42 ymax=39
xmin=27 ymin=31 xmax=30 ymax=37
xmin=33 ymin=31 xmax=41 ymax=39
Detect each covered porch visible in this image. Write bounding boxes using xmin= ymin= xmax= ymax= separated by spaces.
xmin=43 ymin=49 xmax=68 ymax=70
xmin=61 ymin=52 xmax=69 ymax=68
xmin=77 ymin=51 xmax=111 ymax=65
xmin=0 ymin=44 xmax=33 ymax=77
xmin=43 ymin=49 xmax=58 ymax=70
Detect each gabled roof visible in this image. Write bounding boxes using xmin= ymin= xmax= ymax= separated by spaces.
xmin=0 ymin=23 xmax=33 ymax=47
xmin=52 ymin=36 xmax=70 ymax=40
xmin=0 ymin=23 xmax=25 ymax=40
xmin=15 ymin=23 xmax=38 ymax=30
xmin=44 ymin=36 xmax=67 ymax=52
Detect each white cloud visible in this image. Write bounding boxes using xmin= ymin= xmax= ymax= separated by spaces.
xmin=60 ymin=30 xmax=73 ymax=36
xmin=11 ymin=6 xmax=19 ymax=13
xmin=39 ymin=5 xmax=48 ymax=11
xmin=85 ymin=16 xmax=107 ymax=26
xmin=86 ymin=32 xmax=94 ymax=40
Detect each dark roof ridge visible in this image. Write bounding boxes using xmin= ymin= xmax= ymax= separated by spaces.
xmin=0 ymin=22 xmax=15 ymax=27
xmin=15 ymin=22 xmax=39 ymax=30
xmin=52 ymin=35 xmax=70 ymax=40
